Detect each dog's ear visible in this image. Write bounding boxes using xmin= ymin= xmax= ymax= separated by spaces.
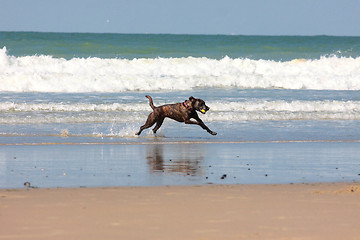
xmin=189 ymin=96 xmax=195 ymax=102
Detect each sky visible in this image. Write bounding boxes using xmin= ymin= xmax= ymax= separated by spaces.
xmin=1 ymin=0 xmax=360 ymax=36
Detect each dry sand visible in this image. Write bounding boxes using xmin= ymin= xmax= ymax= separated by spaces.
xmin=1 ymin=183 xmax=360 ymax=240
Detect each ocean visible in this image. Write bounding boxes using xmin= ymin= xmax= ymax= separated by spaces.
xmin=1 ymin=32 xmax=360 ymax=188
xmin=1 ymin=32 xmax=360 ymax=143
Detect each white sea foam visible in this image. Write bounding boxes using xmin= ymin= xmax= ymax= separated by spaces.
xmin=1 ymin=46 xmax=360 ymax=92
xmin=0 ymin=102 xmax=147 ymax=112
xmin=1 ymin=100 xmax=359 ymax=113
xmin=1 ymin=100 xmax=359 ymax=124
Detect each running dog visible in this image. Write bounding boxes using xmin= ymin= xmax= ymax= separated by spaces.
xmin=136 ymin=95 xmax=217 ymax=136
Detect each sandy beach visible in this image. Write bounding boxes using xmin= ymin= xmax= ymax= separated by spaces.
xmin=1 ymin=141 xmax=360 ymax=239
xmin=2 ymin=15 xmax=360 ymax=240
xmin=1 ymin=183 xmax=360 ymax=240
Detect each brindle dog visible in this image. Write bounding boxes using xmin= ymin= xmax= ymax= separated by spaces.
xmin=136 ymin=95 xmax=217 ymax=136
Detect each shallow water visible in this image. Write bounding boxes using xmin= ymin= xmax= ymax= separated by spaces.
xmin=1 ymin=89 xmax=360 ymax=142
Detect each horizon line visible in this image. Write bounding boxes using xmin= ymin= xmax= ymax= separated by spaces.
xmin=1 ymin=30 xmax=359 ymax=38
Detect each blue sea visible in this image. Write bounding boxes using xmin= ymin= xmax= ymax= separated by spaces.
xmin=1 ymin=32 xmax=360 ymax=188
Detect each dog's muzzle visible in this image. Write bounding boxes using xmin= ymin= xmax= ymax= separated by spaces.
xmin=200 ymin=106 xmax=209 ymax=114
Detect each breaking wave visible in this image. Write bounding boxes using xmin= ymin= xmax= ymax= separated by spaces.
xmin=1 ymin=47 xmax=360 ymax=92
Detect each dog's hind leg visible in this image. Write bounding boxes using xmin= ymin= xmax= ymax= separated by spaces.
xmin=152 ymin=117 xmax=165 ymax=134
xmin=136 ymin=112 xmax=157 ymax=135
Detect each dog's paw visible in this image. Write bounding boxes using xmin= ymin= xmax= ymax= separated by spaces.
xmin=210 ymin=131 xmax=217 ymax=136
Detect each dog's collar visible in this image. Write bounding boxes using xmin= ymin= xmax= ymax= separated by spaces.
xmin=183 ymin=101 xmax=193 ymax=111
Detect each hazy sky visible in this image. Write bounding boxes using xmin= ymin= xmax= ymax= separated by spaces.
xmin=1 ymin=0 xmax=360 ymax=36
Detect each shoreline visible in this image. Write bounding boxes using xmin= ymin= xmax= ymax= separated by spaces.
xmin=1 ymin=138 xmax=360 ymax=146
xmin=1 ymin=183 xmax=360 ymax=240
xmin=3 ymin=180 xmax=360 ymax=190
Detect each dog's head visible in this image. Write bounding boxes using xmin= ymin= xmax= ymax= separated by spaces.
xmin=189 ymin=96 xmax=210 ymax=114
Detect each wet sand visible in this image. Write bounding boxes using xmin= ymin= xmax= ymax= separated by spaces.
xmin=1 ymin=183 xmax=360 ymax=240
xmin=2 ymin=141 xmax=360 ymax=188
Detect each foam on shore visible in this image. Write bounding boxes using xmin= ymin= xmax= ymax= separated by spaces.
xmin=1 ymin=100 xmax=359 ymax=124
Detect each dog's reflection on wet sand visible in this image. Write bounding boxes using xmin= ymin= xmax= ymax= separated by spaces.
xmin=146 ymin=143 xmax=205 ymax=175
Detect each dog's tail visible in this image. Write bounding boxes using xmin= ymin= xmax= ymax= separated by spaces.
xmin=145 ymin=95 xmax=155 ymax=110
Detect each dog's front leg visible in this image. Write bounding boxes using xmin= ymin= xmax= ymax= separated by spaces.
xmin=185 ymin=119 xmax=217 ymax=135
xmin=196 ymin=118 xmax=217 ymax=136
xmin=184 ymin=120 xmax=199 ymax=125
